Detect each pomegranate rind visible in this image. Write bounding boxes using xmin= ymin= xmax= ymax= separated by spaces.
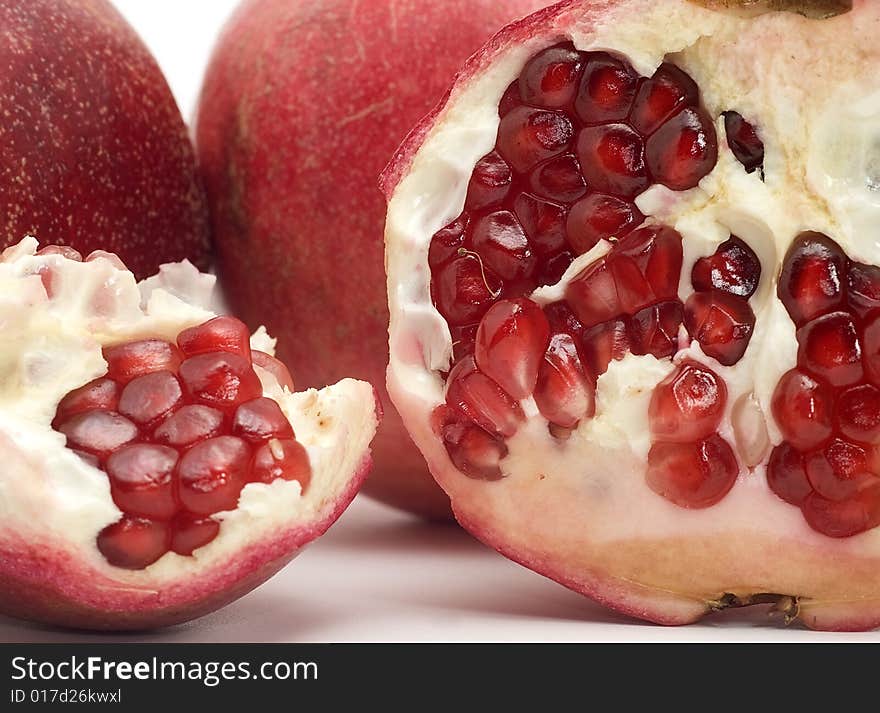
xmin=383 ymin=0 xmax=880 ymax=630
xmin=0 ymin=238 xmax=379 ymax=630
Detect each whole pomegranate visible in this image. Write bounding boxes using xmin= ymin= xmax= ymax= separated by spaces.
xmin=0 ymin=240 xmax=378 ymax=630
xmin=0 ymin=0 xmax=210 ymax=279
xmin=383 ymin=0 xmax=880 ymax=629
xmin=195 ymin=0 xmax=552 ymax=520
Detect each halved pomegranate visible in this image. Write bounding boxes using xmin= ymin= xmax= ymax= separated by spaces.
xmin=0 ymin=239 xmax=379 ymax=630
xmin=383 ymin=0 xmax=880 ymax=630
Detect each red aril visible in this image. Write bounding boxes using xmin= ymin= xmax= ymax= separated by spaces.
xmin=445 ymin=357 xmax=525 ymax=438
xmin=465 ymin=152 xmax=513 ymax=210
xmin=384 ymin=0 xmax=880 ymax=631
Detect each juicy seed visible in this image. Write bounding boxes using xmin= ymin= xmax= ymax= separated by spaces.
xmin=496 ymin=106 xmax=573 ymax=173
xmin=577 ymin=123 xmax=649 ymax=198
xmin=690 ymin=236 xmax=761 ymax=298
xmin=474 ymin=298 xmax=550 ymax=400
xmin=646 ymin=435 xmax=739 ymax=508
xmin=805 ymin=439 xmax=874 ymax=502
xmin=796 ymin=312 xmax=864 ymax=387
xmin=433 ymin=254 xmax=501 ymax=327
xmin=580 ymin=318 xmax=631 ymax=376
xmin=54 ymin=377 xmax=120 ymax=425
xmin=97 ymin=517 xmax=169 ymax=570
xmin=465 ymin=152 xmax=513 ymax=210
xmin=177 ymin=315 xmax=253 ymax=359
xmin=837 ymin=383 xmax=880 ymax=444
xmin=519 ymin=44 xmax=584 ymax=109
xmin=118 ymin=371 xmax=183 ymax=426
xmin=232 ymin=397 xmax=295 ymax=443
xmin=629 ymin=301 xmax=682 ymax=360
xmin=566 ymin=193 xmax=643 ymax=254
xmin=649 ymin=361 xmax=727 ymax=443
xmin=252 ymin=439 xmax=312 ymax=490
xmin=802 ymin=485 xmax=880 ymax=538
xmin=438 ymin=409 xmax=508 ymax=481
xmin=57 ymin=411 xmax=138 ymax=457
xmin=153 ymin=405 xmax=225 ymax=448
xmin=106 ymin=444 xmax=179 ymax=520
xmin=645 ymin=106 xmax=718 ymax=191
xmin=103 ymin=340 xmax=183 ymax=385
xmin=771 ymin=368 xmax=834 ymax=451
xmin=177 ymin=436 xmax=251 ymax=516
xmin=445 ymin=356 xmax=525 ymax=438
xmin=847 ymin=262 xmax=880 ymax=320
xmin=513 ymin=193 xmax=567 ymax=257
xmin=251 ymin=350 xmax=295 ymax=392
xmin=629 ymin=63 xmax=698 ymax=135
xmin=470 ymin=210 xmax=536 ymax=281
xmin=429 ymin=218 xmax=467 ymax=268
xmin=723 ymin=111 xmax=765 ymax=175
xmin=575 ymin=52 xmax=638 ymax=124
xmin=767 ymin=443 xmax=812 ymax=506
xmin=534 ymin=333 xmax=596 ymax=429
xmin=170 ymin=514 xmax=220 ymax=556
xmin=683 ymin=290 xmax=755 ymax=366
xmin=778 ymin=231 xmax=847 ymax=326
xmin=530 ymin=154 xmax=587 ymax=203
xmin=861 ymin=313 xmax=880 ymax=387
xmin=179 ymin=353 xmax=264 ymax=411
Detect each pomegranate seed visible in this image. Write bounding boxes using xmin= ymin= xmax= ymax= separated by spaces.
xmin=530 ymin=153 xmax=587 ymax=203
xmin=538 ymin=251 xmax=574 ymax=286
xmin=796 ymin=312 xmax=863 ymax=387
xmin=451 ymin=324 xmax=478 ymax=363
xmin=837 ymin=383 xmax=880 ymax=444
xmin=566 ymin=260 xmax=620 ymax=328
xmin=767 ymin=443 xmax=812 ymax=506
xmin=103 ymin=339 xmax=182 ymax=385
xmin=802 ymin=484 xmax=880 ymax=538
xmin=544 ymin=301 xmax=584 ymax=340
xmin=847 ymin=262 xmax=880 ymax=320
xmin=465 ymin=152 xmax=512 ymax=210
xmin=428 ymin=217 xmax=467 ymax=269
xmin=433 ymin=252 xmax=500 ymax=328
xmin=519 ymin=44 xmax=584 ymax=109
xmin=37 ymin=245 xmax=83 ymax=261
xmin=496 ymin=106 xmax=573 ymax=173
xmin=54 ymin=377 xmax=119 ymax=425
xmin=566 ymin=193 xmax=643 ymax=254
xmin=97 ymin=517 xmax=169 ymax=570
xmin=534 ymin=333 xmax=595 ymax=428
xmin=615 ymin=225 xmax=684 ymax=304
xmin=177 ymin=436 xmax=251 ymax=515
xmin=629 ymin=63 xmax=699 ymax=135
xmin=778 ymin=232 xmax=847 ymax=326
xmin=723 ymin=111 xmax=764 ymax=175
xmin=179 ymin=353 xmax=264 ymax=411
xmin=251 ymin=350 xmax=295 ymax=391
xmin=153 ymin=404 xmax=225 ymax=448
xmin=475 ymin=298 xmax=550 ymax=399
xmin=512 ymin=193 xmax=567 ymax=257
xmin=581 ymin=318 xmax=630 ymax=376
xmin=861 ymin=313 xmax=880 ymax=387
xmin=575 ymin=52 xmax=638 ymax=124
xmin=690 ymin=236 xmax=761 ymax=298
xmin=610 ymin=254 xmax=654 ymax=315
xmin=232 ymin=397 xmax=294 ymax=443
xmin=106 ymin=444 xmax=178 ymax=520
xmin=470 ymin=210 xmax=536 ymax=282
xmin=252 ymin=439 xmax=311 ymax=490
xmin=170 ymin=514 xmax=220 ymax=556
xmin=645 ymin=106 xmax=718 ymax=191
xmin=683 ymin=291 xmax=755 ymax=366
xmin=445 ymin=356 xmax=524 ymax=438
xmin=649 ymin=361 xmax=727 ymax=443
xmin=440 ymin=416 xmax=508 ymax=481
xmin=118 ymin=371 xmax=183 ymax=426
xmin=629 ymin=301 xmax=682 ymax=359
xmin=646 ymin=434 xmax=738 ymax=508
xmin=499 ymin=81 xmax=521 ymax=117
xmin=805 ymin=439 xmax=874 ymax=502
xmin=771 ymin=368 xmax=834 ymax=451
xmin=57 ymin=411 xmax=138 ymax=457
xmin=177 ymin=316 xmax=252 ymax=360
xmin=577 ymin=123 xmax=650 ymax=199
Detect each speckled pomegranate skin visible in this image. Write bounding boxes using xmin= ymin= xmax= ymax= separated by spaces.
xmin=195 ymin=0 xmax=551 ymax=520
xmin=0 ymin=0 xmax=210 ymax=279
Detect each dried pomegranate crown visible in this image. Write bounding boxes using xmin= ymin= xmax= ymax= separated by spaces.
xmin=384 ymin=0 xmax=880 ymax=629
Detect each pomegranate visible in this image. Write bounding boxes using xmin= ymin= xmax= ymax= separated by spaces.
xmin=195 ymin=0 xmax=553 ymax=520
xmin=0 ymin=0 xmax=210 ymax=279
xmin=383 ymin=0 xmax=880 ymax=629
xmin=0 ymin=239 xmax=379 ymax=630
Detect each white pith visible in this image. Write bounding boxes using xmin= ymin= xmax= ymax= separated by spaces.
xmin=385 ymin=0 xmax=880 ymax=610
xmin=0 ymin=237 xmax=378 ymax=583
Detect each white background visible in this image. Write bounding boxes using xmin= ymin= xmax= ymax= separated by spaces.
xmin=0 ymin=0 xmax=875 ymax=643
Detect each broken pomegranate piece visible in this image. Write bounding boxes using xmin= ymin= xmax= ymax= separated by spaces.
xmin=0 ymin=240 xmax=378 ymax=630
xmin=384 ymin=0 xmax=880 ymax=631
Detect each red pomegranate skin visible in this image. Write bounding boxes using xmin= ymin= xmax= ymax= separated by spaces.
xmin=0 ymin=0 xmax=210 ymax=279
xmin=196 ymin=0 xmax=551 ymax=519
